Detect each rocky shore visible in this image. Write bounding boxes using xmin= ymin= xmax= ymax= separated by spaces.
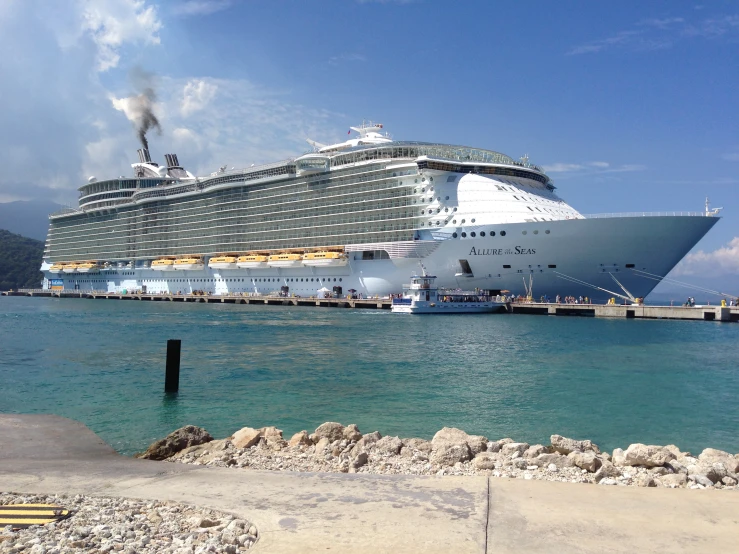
xmin=139 ymin=423 xmax=739 ymax=490
xmin=0 ymin=493 xmax=257 ymax=554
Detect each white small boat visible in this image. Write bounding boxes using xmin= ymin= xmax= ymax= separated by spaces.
xmin=76 ymin=262 xmax=99 ymax=273
xmin=173 ymin=257 xmax=205 ymax=270
xmin=236 ymin=255 xmax=269 ymax=268
xmin=392 ymin=271 xmax=507 ymax=314
xmin=209 ymin=255 xmax=238 ymax=269
xmin=267 ymin=253 xmax=303 ymax=268
xmin=152 ymin=259 xmax=176 ymax=271
xmin=62 ymin=263 xmax=79 ymax=273
xmin=302 ymin=251 xmax=348 ymax=267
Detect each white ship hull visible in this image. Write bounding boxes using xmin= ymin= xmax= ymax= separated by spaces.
xmin=42 ymin=215 xmax=717 ymax=302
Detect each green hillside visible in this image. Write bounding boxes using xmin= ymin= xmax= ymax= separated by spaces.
xmin=0 ymin=229 xmax=44 ymax=290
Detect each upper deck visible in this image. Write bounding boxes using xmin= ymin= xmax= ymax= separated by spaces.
xmin=55 ymin=133 xmax=550 ymax=219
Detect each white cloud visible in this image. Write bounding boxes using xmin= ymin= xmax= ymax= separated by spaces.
xmin=328 ymin=53 xmax=367 ymax=65
xmin=568 ymin=13 xmax=739 ymax=55
xmin=722 ymin=147 xmax=739 ymax=162
xmin=638 ymin=17 xmax=685 ymax=29
xmin=543 ymin=161 xmax=643 ymax=174
xmin=172 ymin=1 xmax=234 ymax=16
xmin=181 ymin=80 xmax=219 ymax=117
xmin=674 ymin=237 xmax=739 ymax=276
xmin=79 ymin=0 xmax=162 ymax=71
xmin=543 ymin=163 xmax=585 ymax=173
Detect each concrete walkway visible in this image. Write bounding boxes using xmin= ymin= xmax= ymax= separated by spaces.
xmin=1 ymin=415 xmax=737 ymax=553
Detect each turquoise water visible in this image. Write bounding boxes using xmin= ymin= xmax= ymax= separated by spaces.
xmin=1 ymin=296 xmax=738 ymax=456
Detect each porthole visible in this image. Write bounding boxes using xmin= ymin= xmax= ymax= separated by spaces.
xmin=421 ymin=187 xmax=425 ymax=192
xmin=445 ymin=208 xmax=449 ymax=212
xmin=533 ymin=230 xmax=539 ymax=234
xmin=429 ymin=177 xmax=433 ymax=182
xmin=471 ymin=232 xmax=476 ymax=237
xmin=461 ymin=219 xmax=466 ymax=223
xmin=461 ymin=232 xmax=467 ymax=238
xmin=436 ymin=209 xmax=440 ymax=213
xmin=339 ymin=278 xmax=342 ymax=282
xmin=453 ymin=219 xmax=457 ymax=224
xmin=429 ymin=187 xmax=434 ymax=192
xmin=471 ymin=218 xmax=476 ymax=223
xmin=480 ymin=231 xmax=486 ymax=237
xmin=501 ymin=231 xmax=507 ymax=236
xmin=545 ymin=230 xmax=550 ymax=234
xmin=452 ymin=232 xmax=458 ymax=238
xmin=422 ymin=177 xmax=426 ymax=182
xmin=437 ymin=197 xmax=441 ymax=201
xmin=415 ymin=179 xmax=418 ymax=183
xmin=522 ymin=231 xmax=527 ymax=235
xmin=453 ymin=207 xmax=457 ymax=211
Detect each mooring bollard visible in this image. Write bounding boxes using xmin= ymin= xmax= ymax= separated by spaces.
xmin=165 ymin=339 xmax=181 ymax=392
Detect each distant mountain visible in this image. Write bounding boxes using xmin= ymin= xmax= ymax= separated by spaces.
xmin=0 ymin=230 xmax=44 ymax=290
xmin=0 ymin=200 xmax=63 ymax=241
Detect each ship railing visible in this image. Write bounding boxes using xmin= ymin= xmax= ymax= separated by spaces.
xmin=50 ymin=207 xmax=82 ymax=218
xmin=584 ymin=211 xmax=713 ymax=218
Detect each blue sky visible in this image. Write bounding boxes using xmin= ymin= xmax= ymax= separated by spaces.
xmin=0 ymin=0 xmax=737 ymax=290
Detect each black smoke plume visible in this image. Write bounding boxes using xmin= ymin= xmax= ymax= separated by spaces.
xmin=135 ymin=87 xmax=161 ymax=150
xmin=114 ymin=67 xmax=162 ymax=151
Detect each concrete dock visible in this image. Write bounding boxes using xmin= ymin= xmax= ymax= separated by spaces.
xmin=1 ymin=414 xmax=738 ymax=553
xmin=509 ymin=302 xmax=739 ymax=322
xmin=1 ymin=289 xmax=391 ymax=309
xmin=4 ymin=290 xmax=739 ymax=321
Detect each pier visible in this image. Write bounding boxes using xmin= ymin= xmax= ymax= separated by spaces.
xmin=1 ymin=289 xmax=391 ymax=309
xmin=3 ymin=290 xmax=738 ymax=321
xmin=508 ymin=302 xmax=739 ymax=322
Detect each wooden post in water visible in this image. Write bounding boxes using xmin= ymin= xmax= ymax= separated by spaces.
xmin=165 ymin=339 xmax=181 ymax=393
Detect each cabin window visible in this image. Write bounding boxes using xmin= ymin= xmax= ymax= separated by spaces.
xmin=625 ymin=264 xmax=635 ymax=268
xmin=503 ymin=265 xmax=511 ymax=269
xmin=548 ymin=265 xmax=557 ymax=268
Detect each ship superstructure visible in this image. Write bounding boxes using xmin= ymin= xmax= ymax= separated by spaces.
xmin=41 ymin=122 xmax=719 ymax=300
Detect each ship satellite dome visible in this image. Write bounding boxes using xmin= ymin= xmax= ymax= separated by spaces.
xmin=88 ymin=176 xmax=97 ymax=183
xmin=157 ymin=166 xmax=168 ymax=177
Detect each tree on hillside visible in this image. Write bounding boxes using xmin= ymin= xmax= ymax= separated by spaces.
xmin=0 ymin=229 xmax=44 ymax=290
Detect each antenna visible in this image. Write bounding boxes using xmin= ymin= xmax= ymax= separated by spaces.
xmin=705 ymin=196 xmax=723 ymax=216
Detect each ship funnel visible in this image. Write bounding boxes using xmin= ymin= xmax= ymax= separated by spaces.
xmin=137 ymin=148 xmax=152 ymax=164
xmin=164 ymin=153 xmax=181 ymax=169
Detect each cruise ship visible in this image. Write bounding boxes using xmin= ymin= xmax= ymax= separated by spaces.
xmin=41 ymin=123 xmax=719 ymax=300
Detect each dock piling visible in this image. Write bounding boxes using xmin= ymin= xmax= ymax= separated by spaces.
xmin=165 ymin=339 xmax=181 ymax=393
